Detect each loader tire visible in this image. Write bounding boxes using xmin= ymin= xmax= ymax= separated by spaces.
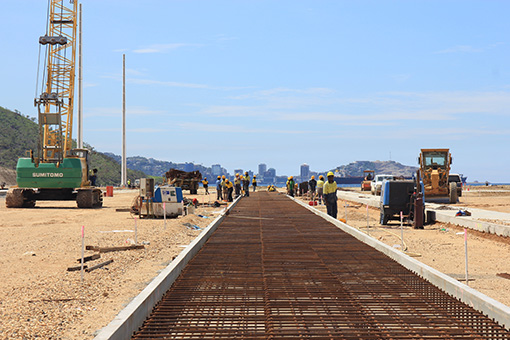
xmin=77 ymin=190 xmax=93 ymax=208
xmin=92 ymin=188 xmax=103 ymax=208
xmin=449 ymin=182 xmax=458 ymax=204
xmin=6 ymin=189 xmax=24 ymax=208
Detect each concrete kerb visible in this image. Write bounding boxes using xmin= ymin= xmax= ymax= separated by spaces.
xmin=290 ymin=195 xmax=510 ymax=330
xmin=93 ymin=197 xmax=242 ymax=340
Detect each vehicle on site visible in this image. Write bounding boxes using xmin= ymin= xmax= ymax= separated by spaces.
xmin=6 ymin=0 xmax=102 ymax=209
xmin=418 ymin=148 xmax=457 ymax=204
xmin=448 ymin=173 xmax=463 ymax=197
xmin=371 ymin=174 xmax=395 ymax=195
xmin=165 ymin=169 xmax=202 ymax=194
xmin=361 ymin=170 xmax=375 ymax=191
xmin=380 ymin=179 xmax=424 ymax=228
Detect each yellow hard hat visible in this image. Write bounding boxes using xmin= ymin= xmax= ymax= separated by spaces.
xmin=319 ymin=175 xmax=324 ymax=179
xmin=222 ymin=175 xmax=226 ymax=179
xmin=327 ymin=171 xmax=334 ymax=177
xmin=290 ymin=176 xmax=293 ymax=179
xmin=235 ymin=173 xmax=239 ymax=177
xmin=311 ymin=175 xmax=315 ymax=179
xmin=217 ymin=176 xmax=221 ymax=179
xmin=204 ymin=177 xmax=207 ymax=180
xmin=254 ymin=175 xmax=256 ymax=178
xmin=226 ymin=179 xmax=229 ymax=182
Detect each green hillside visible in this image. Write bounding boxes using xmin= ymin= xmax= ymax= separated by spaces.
xmin=0 ymin=106 xmax=147 ymax=186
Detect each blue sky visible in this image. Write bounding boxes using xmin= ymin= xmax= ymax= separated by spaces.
xmin=1 ymin=1 xmax=509 ymax=182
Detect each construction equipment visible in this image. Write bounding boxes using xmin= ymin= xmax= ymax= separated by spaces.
xmin=164 ymin=169 xmax=201 ymax=194
xmin=131 ymin=178 xmax=183 ymax=218
xmin=361 ymin=170 xmax=374 ymax=191
xmin=418 ymin=148 xmax=457 ymax=204
xmin=379 ymin=179 xmax=425 ymax=228
xmin=6 ymin=0 xmax=102 ymax=208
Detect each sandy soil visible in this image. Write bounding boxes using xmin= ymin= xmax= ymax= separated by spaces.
xmin=2 ymin=186 xmax=510 ymax=339
xmin=0 ymin=188 xmax=224 ymax=339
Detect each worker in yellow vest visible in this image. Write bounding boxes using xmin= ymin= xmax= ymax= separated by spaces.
xmin=316 ymin=175 xmax=325 ymax=205
xmin=202 ymin=177 xmax=209 ymax=194
xmin=234 ymin=173 xmax=242 ymax=198
xmin=225 ymin=179 xmax=234 ymax=202
xmin=243 ymin=171 xmax=250 ymax=197
xmin=221 ymin=175 xmax=228 ymax=202
xmin=252 ymin=175 xmax=257 ymax=192
xmin=323 ymin=171 xmax=338 ymax=218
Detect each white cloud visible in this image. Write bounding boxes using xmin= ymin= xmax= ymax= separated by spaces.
xmin=85 ymin=106 xmax=166 ymax=117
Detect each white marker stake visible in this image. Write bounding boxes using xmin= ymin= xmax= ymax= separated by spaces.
xmin=163 ymin=202 xmax=167 ymax=229
xmin=366 ymin=203 xmax=370 ymax=235
xmin=134 ymin=217 xmax=138 ymax=245
xmin=464 ymin=228 xmax=469 ymax=286
xmin=80 ymin=226 xmax=84 ymax=283
xmin=400 ymin=211 xmax=404 ymax=251
xmin=344 ymin=202 xmax=348 ymax=222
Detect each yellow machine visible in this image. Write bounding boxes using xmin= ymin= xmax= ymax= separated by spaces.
xmin=418 ymin=148 xmax=457 ymax=204
xmin=361 ymin=170 xmax=374 ymax=191
xmin=6 ymin=0 xmax=102 ymax=208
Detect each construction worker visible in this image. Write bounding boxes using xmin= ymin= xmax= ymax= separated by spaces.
xmin=243 ymin=171 xmax=250 ymax=197
xmin=287 ymin=176 xmax=295 ymax=197
xmin=216 ymin=176 xmax=223 ymax=200
xmin=221 ymin=175 xmax=228 ymax=202
xmin=127 ymin=179 xmax=131 ymax=188
xmin=316 ymin=175 xmax=325 ymax=205
xmin=202 ymin=177 xmax=209 ymax=194
xmin=323 ymin=171 xmax=338 ymax=218
xmin=234 ymin=173 xmax=242 ymax=198
xmin=225 ymin=179 xmax=234 ymax=202
xmin=252 ymin=175 xmax=257 ymax=192
xmin=308 ymin=175 xmax=317 ymax=200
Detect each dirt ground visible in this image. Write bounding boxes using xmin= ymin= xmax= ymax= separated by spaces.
xmin=2 ymin=185 xmax=510 ymax=339
xmin=0 ymin=188 xmax=223 ymax=339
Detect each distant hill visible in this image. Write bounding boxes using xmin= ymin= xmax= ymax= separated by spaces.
xmin=333 ymin=160 xmax=418 ymax=177
xmin=0 ymin=106 xmax=147 ymax=186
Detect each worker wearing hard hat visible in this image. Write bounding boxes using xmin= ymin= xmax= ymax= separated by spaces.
xmin=323 ymin=171 xmax=338 ymax=218
xmin=216 ymin=176 xmax=223 ymax=201
xmin=234 ymin=173 xmax=242 ymax=198
xmin=252 ymin=175 xmax=257 ymax=192
xmin=316 ymin=175 xmax=325 ymax=205
xmin=286 ymin=176 xmax=295 ymax=197
xmin=202 ymin=177 xmax=209 ymax=194
xmin=221 ymin=175 xmax=228 ymax=202
xmin=225 ymin=179 xmax=234 ymax=202
xmin=243 ymin=171 xmax=250 ymax=197
xmin=308 ymin=175 xmax=317 ymax=201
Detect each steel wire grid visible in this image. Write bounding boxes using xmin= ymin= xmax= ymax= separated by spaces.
xmin=132 ymin=192 xmax=510 ymax=339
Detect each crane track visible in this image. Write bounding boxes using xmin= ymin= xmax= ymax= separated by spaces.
xmin=132 ymin=192 xmax=509 ymax=339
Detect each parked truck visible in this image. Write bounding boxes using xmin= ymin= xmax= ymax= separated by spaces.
xmin=164 ymin=169 xmax=201 ymax=194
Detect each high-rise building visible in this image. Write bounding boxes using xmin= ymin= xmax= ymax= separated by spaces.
xmin=258 ymin=163 xmax=267 ymax=176
xmin=300 ymin=163 xmax=310 ymax=179
xmin=211 ymin=164 xmax=222 ymax=177
xmin=266 ymin=168 xmax=276 ymax=177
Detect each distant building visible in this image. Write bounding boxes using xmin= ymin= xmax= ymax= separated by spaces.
xmin=211 ymin=164 xmax=222 ymax=177
xmin=258 ymin=163 xmax=267 ymax=176
xmin=300 ymin=163 xmax=310 ymax=179
xmin=248 ymin=170 xmax=254 ymax=179
xmin=234 ymin=169 xmax=243 ymax=176
xmin=266 ymin=168 xmax=276 ymax=177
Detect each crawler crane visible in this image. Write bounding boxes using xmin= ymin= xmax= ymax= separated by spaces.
xmin=6 ymin=0 xmax=102 ymax=208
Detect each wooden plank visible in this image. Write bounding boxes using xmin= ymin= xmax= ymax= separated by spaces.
xmin=86 ymin=245 xmax=145 ymax=253
xmin=76 ymin=253 xmax=101 ymax=263
xmin=67 ymin=264 xmax=88 ymax=272
xmin=86 ymin=259 xmax=114 ymax=272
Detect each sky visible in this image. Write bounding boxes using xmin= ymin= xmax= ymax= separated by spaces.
xmin=1 ymin=0 xmax=509 ymax=182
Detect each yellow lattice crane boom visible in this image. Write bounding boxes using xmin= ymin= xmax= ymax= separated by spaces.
xmin=6 ymin=0 xmax=103 ymax=209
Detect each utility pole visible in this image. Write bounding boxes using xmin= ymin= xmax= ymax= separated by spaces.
xmin=77 ymin=3 xmax=83 ymax=149
xmin=121 ymin=54 xmax=127 ymax=187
